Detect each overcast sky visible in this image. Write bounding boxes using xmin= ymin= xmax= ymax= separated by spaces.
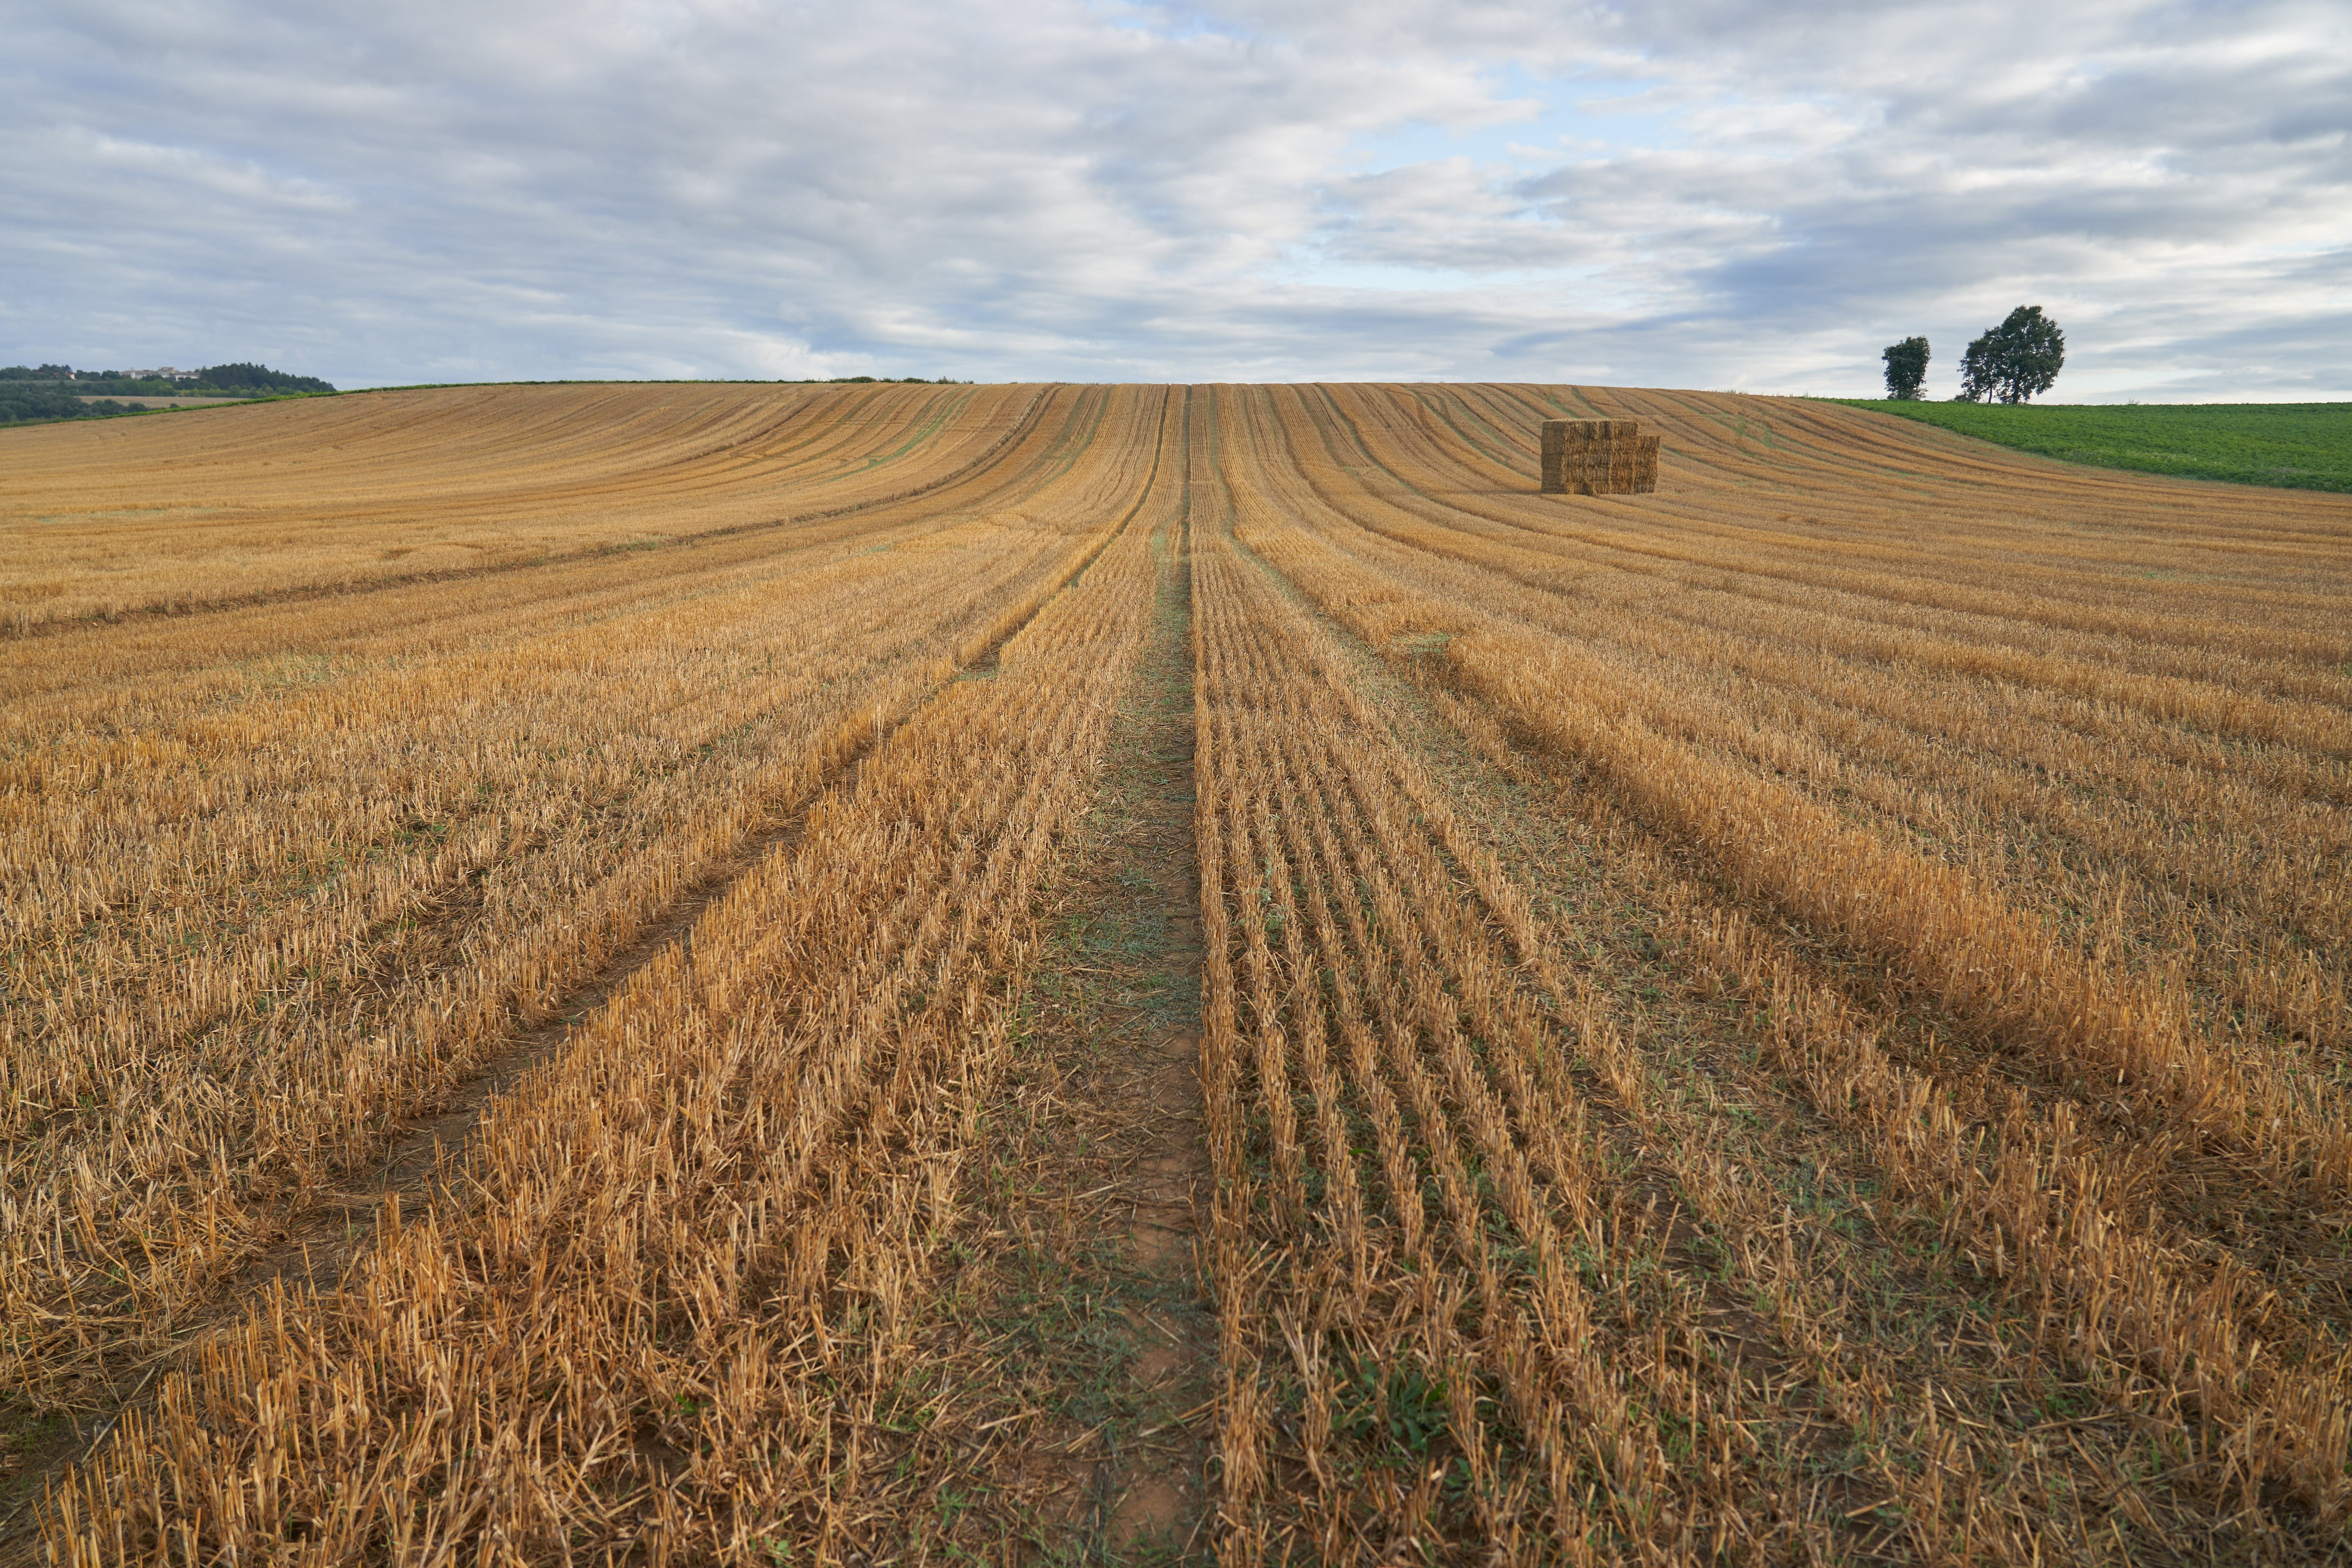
xmin=5 ymin=0 xmax=2347 ymax=397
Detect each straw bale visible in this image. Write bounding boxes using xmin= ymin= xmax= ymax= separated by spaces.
xmin=1541 ymin=417 xmax=1659 ymax=495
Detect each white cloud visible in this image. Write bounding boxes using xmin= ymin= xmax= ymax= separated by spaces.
xmin=0 ymin=0 xmax=2344 ymax=396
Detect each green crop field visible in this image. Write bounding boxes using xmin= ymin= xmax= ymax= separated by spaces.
xmin=1828 ymin=398 xmax=2352 ymax=492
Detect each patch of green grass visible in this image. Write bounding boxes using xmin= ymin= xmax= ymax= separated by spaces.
xmin=1825 ymin=398 xmax=2352 ymax=492
xmin=1332 ymin=1352 xmax=1453 ymax=1465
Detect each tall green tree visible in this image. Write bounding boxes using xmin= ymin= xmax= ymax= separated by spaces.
xmin=1881 ymin=336 xmax=1930 ymax=399
xmin=1958 ymin=305 xmax=2065 ymax=403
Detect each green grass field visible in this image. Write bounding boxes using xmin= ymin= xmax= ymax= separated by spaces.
xmin=1827 ymin=398 xmax=2352 ymax=492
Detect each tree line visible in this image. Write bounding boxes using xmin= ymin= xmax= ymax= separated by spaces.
xmin=0 ymin=362 xmax=335 ymax=425
xmin=1882 ymin=306 xmax=2065 ymax=403
xmin=0 ymin=385 xmax=141 ymax=424
xmin=1 ymin=362 xmax=336 ymax=392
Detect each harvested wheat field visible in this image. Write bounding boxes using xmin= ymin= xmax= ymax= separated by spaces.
xmin=4 ymin=381 xmax=2351 ymax=1565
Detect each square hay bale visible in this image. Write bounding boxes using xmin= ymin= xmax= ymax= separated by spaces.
xmin=1540 ymin=419 xmax=1602 ymax=493
xmin=1540 ymin=417 xmax=1658 ymax=495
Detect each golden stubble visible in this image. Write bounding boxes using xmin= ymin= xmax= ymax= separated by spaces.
xmin=14 ymin=381 xmax=2352 ymax=1563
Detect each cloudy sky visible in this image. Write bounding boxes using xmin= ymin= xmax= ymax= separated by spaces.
xmin=5 ymin=0 xmax=2347 ymax=397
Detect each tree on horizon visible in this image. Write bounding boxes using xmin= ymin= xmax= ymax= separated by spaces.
xmin=1958 ymin=306 xmax=2064 ymax=404
xmin=1882 ymin=336 xmax=1930 ymax=399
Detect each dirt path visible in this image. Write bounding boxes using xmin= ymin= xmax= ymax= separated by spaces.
xmin=883 ymin=498 xmax=1215 ymax=1562
xmin=1049 ymin=507 xmax=1214 ymax=1554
